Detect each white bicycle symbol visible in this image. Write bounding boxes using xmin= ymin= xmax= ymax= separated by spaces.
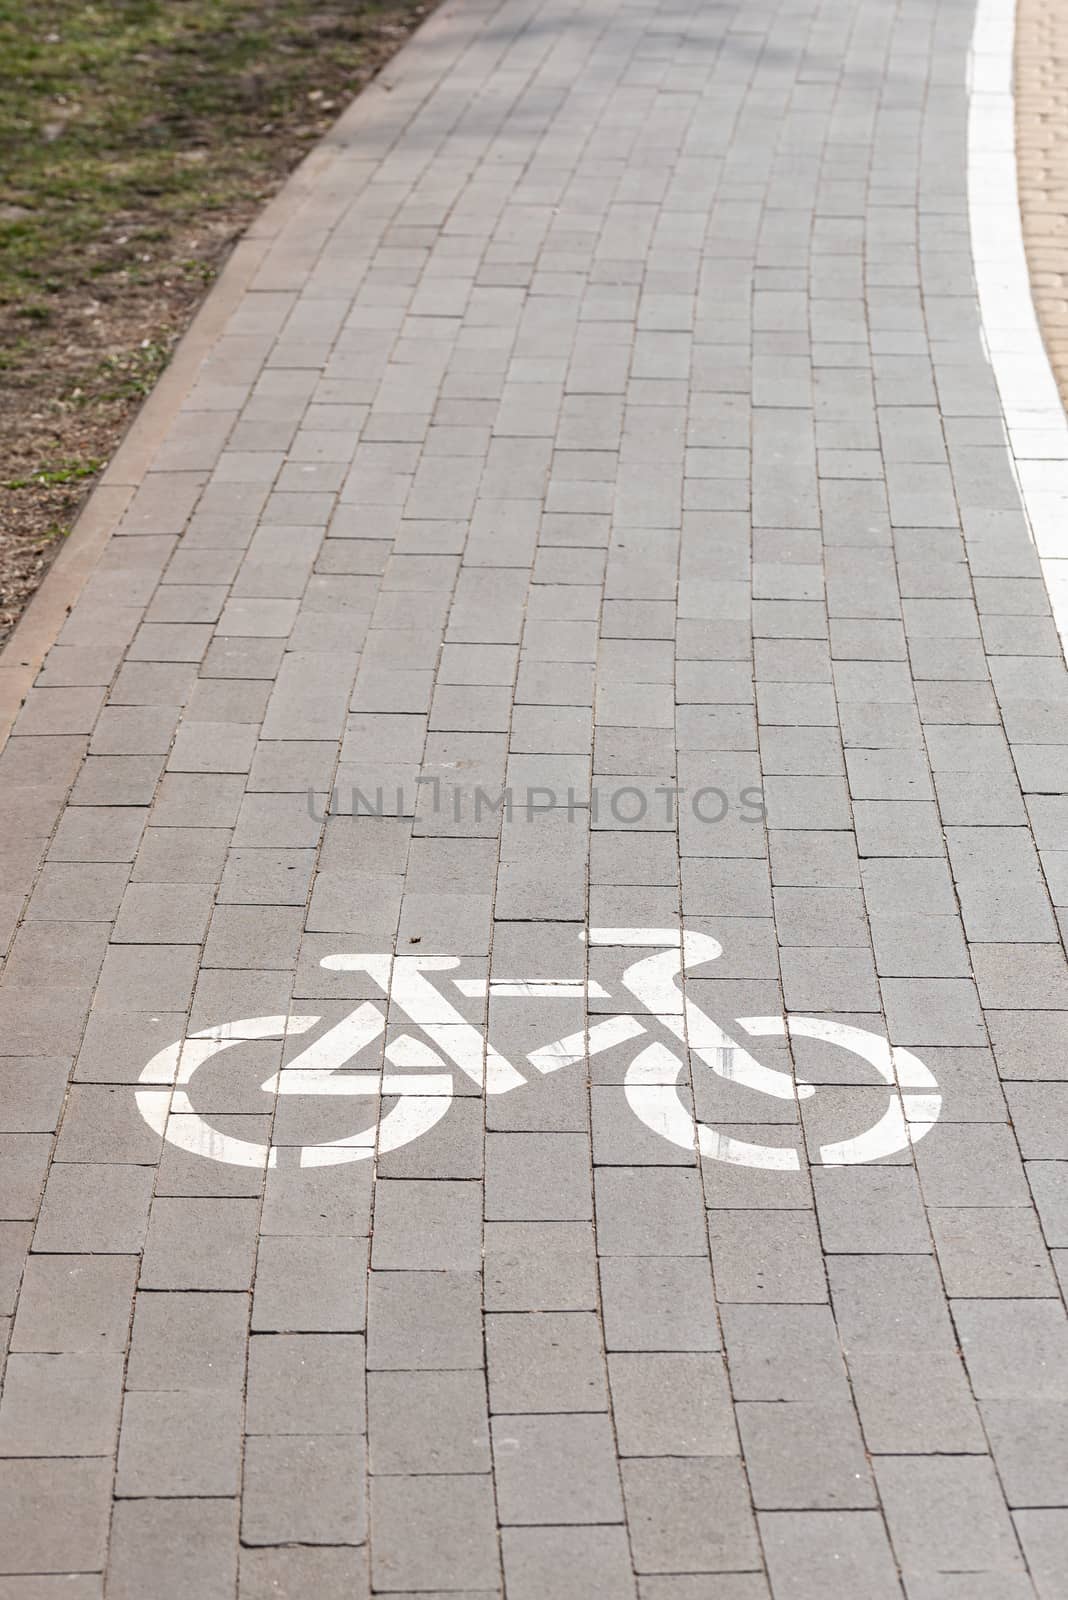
xmin=136 ymin=927 xmax=941 ymax=1172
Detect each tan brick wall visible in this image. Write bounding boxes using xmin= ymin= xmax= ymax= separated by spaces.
xmin=1017 ymin=0 xmax=1068 ymax=386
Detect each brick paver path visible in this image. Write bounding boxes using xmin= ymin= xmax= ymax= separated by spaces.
xmin=2 ymin=0 xmax=1068 ymax=1593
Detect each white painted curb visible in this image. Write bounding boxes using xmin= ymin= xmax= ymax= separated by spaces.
xmin=968 ymin=0 xmax=1068 ymax=656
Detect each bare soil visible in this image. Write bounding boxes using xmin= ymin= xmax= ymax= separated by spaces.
xmin=0 ymin=0 xmax=432 ymax=645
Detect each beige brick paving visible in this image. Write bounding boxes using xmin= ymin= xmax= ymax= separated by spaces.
xmin=1017 ymin=0 xmax=1068 ymax=385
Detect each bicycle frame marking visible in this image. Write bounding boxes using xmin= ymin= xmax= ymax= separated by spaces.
xmin=136 ymin=928 xmax=942 ymax=1172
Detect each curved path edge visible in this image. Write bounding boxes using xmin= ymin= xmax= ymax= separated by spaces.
xmin=969 ymin=0 xmax=1068 ymax=658
xmin=0 ymin=234 xmax=267 ymax=750
xmin=0 ymin=3 xmax=459 ymax=751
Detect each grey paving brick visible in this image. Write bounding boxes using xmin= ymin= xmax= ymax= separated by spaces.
xmin=812 ymin=1165 xmax=931 ymax=1254
xmin=708 ymin=1209 xmax=827 ymax=1302
xmin=1013 ymin=1509 xmax=1068 ymax=1599
xmin=216 ymin=845 xmax=316 ymax=906
xmin=10 ymin=1253 xmax=136 ymax=1351
xmin=153 ymin=1112 xmax=270 ymax=1197
xmin=257 ymin=1150 xmax=371 ymax=1235
xmin=769 ymin=830 xmax=860 ymax=887
xmin=23 ymin=862 xmax=126 ymax=925
xmin=201 ymin=904 xmax=303 ymax=969
xmin=772 ymin=887 xmax=867 ymax=948
xmin=869 ymin=913 xmax=970 ymax=976
xmin=599 ymin=1256 xmax=719 ymax=1351
xmin=720 ymin=1303 xmax=846 ymax=1404
xmin=366 ymin=1270 xmax=483 ymax=1369
xmin=0 ymin=1459 xmax=111 ymax=1576
xmin=860 ymin=855 xmax=958 ymax=917
xmin=484 ymin=1222 xmax=597 ymax=1311
xmin=49 ymin=1083 xmax=160 ymax=1166
xmin=251 ymin=1234 xmax=366 ymax=1331
xmin=69 ymin=753 xmax=165 ymax=806
xmin=110 ymin=881 xmax=214 ymax=944
xmin=370 ymin=1178 xmax=482 ymax=1269
xmin=106 ymin=1498 xmax=239 ymax=1600
xmin=845 ymin=747 xmax=933 ymax=801
xmin=915 ymin=1121 xmax=1030 ymax=1206
xmin=595 ymin=1167 xmax=707 ymax=1255
xmin=93 ymin=939 xmax=201 ymax=1011
xmin=4 ymin=920 xmax=108 ymax=991
xmin=242 ymin=1433 xmax=365 ymax=1545
xmin=914 ymin=1044 xmax=1007 ymax=1120
xmin=376 ymin=1093 xmax=483 ymax=1179
xmin=115 ymin=1388 xmax=243 ymax=1496
xmin=502 ymin=1526 xmax=636 ymax=1600
xmin=0 ymin=1224 xmax=31 ymax=1316
xmin=591 ymin=1078 xmax=696 ymax=1164
xmin=0 ymin=1577 xmax=104 ymax=1599
xmin=608 ymin=1351 xmax=736 ymax=1456
xmin=760 ymin=1511 xmax=902 ymax=1600
xmin=186 ymin=968 xmax=291 ymax=1032
xmin=130 ymin=825 xmax=229 ymax=884
xmin=486 ymin=1133 xmax=591 ymax=1221
xmin=126 ymin=1289 xmax=247 ymax=1393
xmin=982 ymin=1399 xmax=1068 ymax=1509
xmin=0 ymin=1350 xmax=124 ymax=1456
xmin=166 ymin=720 xmax=257 ymax=774
xmin=32 ymin=1162 xmax=154 ymax=1252
xmin=875 ymin=1456 xmax=1024 ymax=1583
xmin=931 ymin=1206 xmax=1056 ymax=1296
xmin=370 ymin=1476 xmax=499 ymax=1592
xmin=48 ymin=805 xmax=148 ymax=863
xmin=0 ymin=987 xmax=91 ymax=1061
xmin=1028 ymin=1163 xmax=1068 ymax=1245
xmin=368 ymin=1369 xmax=491 ymax=1474
xmin=880 ymin=977 xmax=986 ymax=1046
xmin=486 ymin=1311 xmax=607 ymax=1413
xmin=14 ymin=686 xmax=107 ymax=738
xmin=246 ymin=1332 xmax=365 ymax=1433
xmin=201 ymin=636 xmax=284 ymax=678
xmin=397 ymin=889 xmax=492 ymax=954
xmin=623 ymin=1456 xmax=760 ymax=1574
xmin=762 ymin=775 xmax=850 ymax=831
xmin=738 ymin=1399 xmax=875 ymax=1510
xmin=829 ymin=1256 xmax=984 ymax=1453
xmin=987 ymin=1010 xmax=1068 ymax=1079
xmin=946 ymin=827 xmax=1059 ymax=941
xmin=237 ymin=1548 xmax=369 ymax=1600
xmin=779 ymin=946 xmax=881 ymax=1010
xmin=853 ymin=799 xmax=945 ymax=856
xmin=0 ymin=1060 xmax=70 ymax=1134
xmin=972 ymin=941 xmax=1068 ymax=1009
xmin=954 ymin=1299 xmax=1068 ymax=1401
xmin=492 ymin=1411 xmax=623 ymax=1525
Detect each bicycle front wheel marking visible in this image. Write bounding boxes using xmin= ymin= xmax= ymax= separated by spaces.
xmin=624 ymin=1016 xmax=942 ymax=1170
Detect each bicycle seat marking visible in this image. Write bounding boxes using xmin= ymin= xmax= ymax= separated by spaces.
xmin=136 ymin=927 xmax=941 ymax=1173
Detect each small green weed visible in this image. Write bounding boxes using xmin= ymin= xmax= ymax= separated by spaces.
xmin=5 ymin=458 xmax=103 ymax=490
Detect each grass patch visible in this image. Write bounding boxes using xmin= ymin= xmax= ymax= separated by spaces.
xmin=0 ymin=0 xmax=430 ymax=642
xmin=0 ymin=0 xmax=420 ymax=311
